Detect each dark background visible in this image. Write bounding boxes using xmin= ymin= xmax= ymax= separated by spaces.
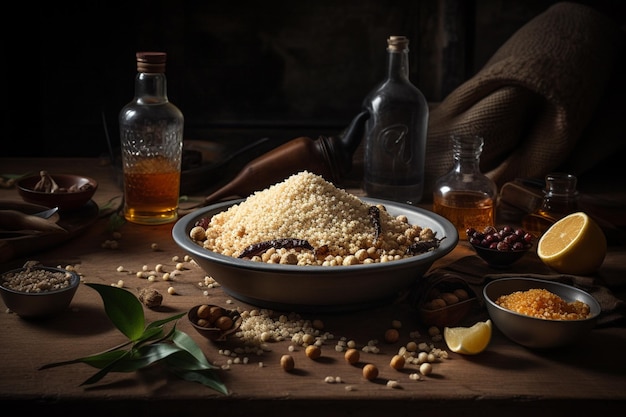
xmin=4 ymin=0 xmax=625 ymax=159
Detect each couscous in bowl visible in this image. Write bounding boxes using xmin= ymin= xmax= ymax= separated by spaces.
xmin=483 ymin=277 xmax=601 ymax=349
xmin=173 ymin=173 xmax=457 ymax=312
xmin=0 ymin=265 xmax=80 ymax=319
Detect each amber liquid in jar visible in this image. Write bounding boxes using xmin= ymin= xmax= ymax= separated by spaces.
xmin=433 ymin=191 xmax=495 ymax=238
xmin=521 ymin=209 xmax=559 ymax=239
xmin=123 ymin=156 xmax=181 ymax=224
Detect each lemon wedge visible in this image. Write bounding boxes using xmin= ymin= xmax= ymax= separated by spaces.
xmin=537 ymin=212 xmax=606 ymax=275
xmin=444 ymin=320 xmax=492 ymax=355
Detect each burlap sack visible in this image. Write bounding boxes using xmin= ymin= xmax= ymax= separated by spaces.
xmin=424 ymin=2 xmax=625 ymax=196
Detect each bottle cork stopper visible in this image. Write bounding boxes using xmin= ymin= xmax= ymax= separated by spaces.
xmin=387 ymin=35 xmax=409 ymax=51
xmin=136 ymin=52 xmax=167 ymax=73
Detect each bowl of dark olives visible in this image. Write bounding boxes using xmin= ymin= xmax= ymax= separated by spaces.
xmin=467 ymin=226 xmax=534 ymax=268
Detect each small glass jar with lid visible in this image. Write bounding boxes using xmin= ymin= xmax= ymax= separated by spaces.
xmin=432 ymin=135 xmax=498 ymax=238
xmin=522 ymin=172 xmax=579 ymax=238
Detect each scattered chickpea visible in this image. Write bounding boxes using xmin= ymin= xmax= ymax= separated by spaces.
xmin=167 ymin=286 xmax=176 ymax=295
xmin=384 ymin=328 xmax=400 ymax=344
xmin=280 ymin=354 xmax=295 ymax=371
xmin=409 ymin=373 xmax=422 ymax=381
xmin=362 ymin=364 xmax=379 ymax=381
xmin=155 ymin=264 xmax=164 ymax=273
xmin=312 ymin=319 xmax=324 ymax=330
xmin=344 ymin=348 xmax=360 ymax=365
xmin=175 ymin=263 xmax=184 ymax=271
xmin=116 ymin=266 xmax=125 ymax=272
xmin=419 ymin=362 xmax=433 ymax=376
xmin=102 ymin=240 xmax=119 ymax=249
xmin=162 ymin=273 xmax=171 ymax=281
xmin=189 ymin=226 xmax=206 ymax=241
xmin=151 ymin=243 xmax=159 ymax=251
xmin=428 ymin=326 xmax=440 ymax=337
xmin=305 ymin=345 xmax=321 ymax=360
xmin=390 ymin=354 xmax=405 ymax=370
xmin=386 ymin=380 xmax=401 ymax=389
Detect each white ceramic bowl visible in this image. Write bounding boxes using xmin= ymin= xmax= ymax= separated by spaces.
xmin=173 ymin=198 xmax=458 ymax=312
xmin=483 ymin=277 xmax=601 ymax=349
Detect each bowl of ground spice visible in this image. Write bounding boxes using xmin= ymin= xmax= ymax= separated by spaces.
xmin=0 ymin=264 xmax=80 ymax=318
xmin=173 ymin=171 xmax=458 ymax=313
xmin=483 ymin=277 xmax=601 ymax=349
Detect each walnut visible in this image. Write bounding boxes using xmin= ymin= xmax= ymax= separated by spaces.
xmin=138 ymin=288 xmax=163 ymax=308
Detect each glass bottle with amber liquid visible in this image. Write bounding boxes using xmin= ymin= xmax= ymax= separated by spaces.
xmin=522 ymin=173 xmax=579 ymax=238
xmin=363 ymin=35 xmax=429 ymax=205
xmin=119 ymin=52 xmax=184 ymax=225
xmin=433 ymin=135 xmax=498 ymax=238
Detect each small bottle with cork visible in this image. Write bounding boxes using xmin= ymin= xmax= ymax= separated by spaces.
xmin=432 ymin=135 xmax=498 ymax=238
xmin=119 ymin=52 xmax=184 ymax=225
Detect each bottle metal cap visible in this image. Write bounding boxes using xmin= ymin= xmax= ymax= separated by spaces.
xmin=136 ymin=52 xmax=167 ymax=73
xmin=387 ymin=35 xmax=409 ymax=51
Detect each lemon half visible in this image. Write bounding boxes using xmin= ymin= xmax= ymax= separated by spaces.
xmin=443 ymin=319 xmax=492 ymax=355
xmin=537 ymin=212 xmax=606 ymax=275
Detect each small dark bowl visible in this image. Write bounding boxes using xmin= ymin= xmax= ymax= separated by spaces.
xmin=17 ymin=174 xmax=97 ymax=211
xmin=470 ymin=243 xmax=530 ymax=268
xmin=0 ymin=266 xmax=80 ymax=318
xmin=188 ymin=304 xmax=242 ymax=342
xmin=415 ymin=275 xmax=478 ymax=327
xmin=419 ymin=297 xmax=478 ymax=328
xmin=483 ymin=277 xmax=601 ymax=349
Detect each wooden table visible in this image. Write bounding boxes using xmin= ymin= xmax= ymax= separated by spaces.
xmin=1 ymin=157 xmax=625 ymax=416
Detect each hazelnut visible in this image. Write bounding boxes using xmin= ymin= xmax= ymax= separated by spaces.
xmin=214 ymin=315 xmax=234 ymax=331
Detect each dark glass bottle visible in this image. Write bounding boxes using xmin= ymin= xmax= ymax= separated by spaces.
xmin=522 ymin=173 xmax=579 ymax=238
xmin=363 ymin=35 xmax=429 ymax=205
xmin=433 ymin=135 xmax=498 ymax=238
xmin=119 ymin=52 xmax=184 ymax=225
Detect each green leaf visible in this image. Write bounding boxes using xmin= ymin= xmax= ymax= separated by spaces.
xmin=132 ymin=343 xmax=198 ymax=370
xmin=164 ymin=347 xmax=217 ymax=372
xmin=80 ymin=344 xmax=183 ymax=386
xmin=172 ymin=329 xmax=214 ymax=369
xmin=107 ymin=212 xmax=127 ymax=231
xmin=40 ymin=283 xmax=230 ymax=395
xmin=134 ymin=326 xmax=166 ymax=346
xmin=146 ymin=312 xmax=186 ymax=329
xmin=40 ymin=350 xmax=129 ymax=370
xmin=171 ymin=368 xmax=229 ymax=395
xmin=85 ymin=284 xmax=145 ymax=340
